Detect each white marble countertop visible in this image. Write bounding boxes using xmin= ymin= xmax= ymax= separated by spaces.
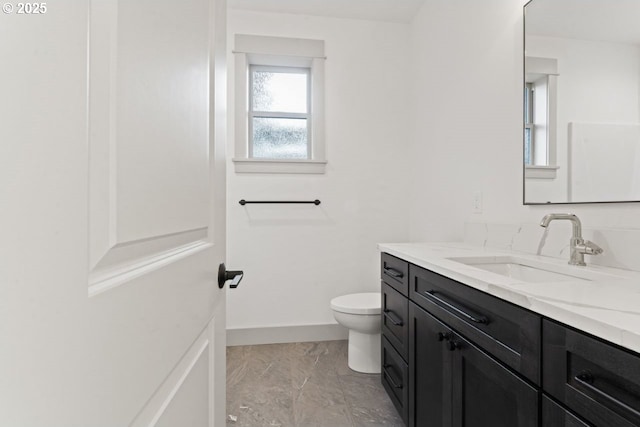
xmin=379 ymin=242 xmax=640 ymax=355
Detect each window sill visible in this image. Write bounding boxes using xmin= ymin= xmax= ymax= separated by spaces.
xmin=232 ymin=158 xmax=327 ymax=174
xmin=525 ymin=165 xmax=559 ymax=179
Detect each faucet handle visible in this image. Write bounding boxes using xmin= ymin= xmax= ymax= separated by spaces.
xmin=577 ymin=240 xmax=603 ymax=256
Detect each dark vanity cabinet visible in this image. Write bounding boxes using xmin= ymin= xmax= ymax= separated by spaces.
xmin=380 ymin=252 xmax=640 ymax=427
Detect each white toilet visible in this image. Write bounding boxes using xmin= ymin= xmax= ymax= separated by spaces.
xmin=330 ymin=292 xmax=381 ymax=374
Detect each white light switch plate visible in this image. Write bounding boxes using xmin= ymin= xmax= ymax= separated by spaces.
xmin=472 ymin=191 xmax=482 ymax=214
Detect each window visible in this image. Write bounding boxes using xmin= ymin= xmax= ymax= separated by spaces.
xmin=249 ymin=65 xmax=311 ymax=159
xmin=233 ymin=35 xmax=326 ymax=174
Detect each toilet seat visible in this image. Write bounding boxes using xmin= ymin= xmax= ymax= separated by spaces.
xmin=330 ymin=293 xmax=380 ymax=315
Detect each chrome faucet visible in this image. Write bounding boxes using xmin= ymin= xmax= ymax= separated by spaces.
xmin=539 ymin=213 xmax=603 ymax=266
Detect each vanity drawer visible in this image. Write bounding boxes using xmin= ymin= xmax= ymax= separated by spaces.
xmin=543 ymin=320 xmax=640 ymax=427
xmin=381 ymin=253 xmax=409 ymax=296
xmin=382 ymin=282 xmax=408 ymax=361
xmin=382 ymin=336 xmax=409 ymax=425
xmin=409 ymin=264 xmax=541 ymax=385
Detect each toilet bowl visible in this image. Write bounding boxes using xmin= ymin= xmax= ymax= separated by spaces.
xmin=330 ymin=293 xmax=381 ymax=374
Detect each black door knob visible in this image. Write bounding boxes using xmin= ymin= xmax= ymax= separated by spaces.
xmin=218 ymin=263 xmax=244 ymax=289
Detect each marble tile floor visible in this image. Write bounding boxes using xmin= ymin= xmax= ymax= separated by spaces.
xmin=226 ymin=340 xmax=404 ymax=427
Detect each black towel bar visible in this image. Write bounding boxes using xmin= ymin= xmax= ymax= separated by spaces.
xmin=239 ymin=199 xmax=321 ymax=206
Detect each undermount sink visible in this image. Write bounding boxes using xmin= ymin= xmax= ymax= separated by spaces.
xmin=447 ymin=256 xmax=616 ymax=283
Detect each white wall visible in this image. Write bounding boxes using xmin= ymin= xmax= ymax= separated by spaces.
xmin=226 ymin=10 xmax=411 ymax=336
xmin=407 ymin=0 xmax=524 ymax=242
xmin=407 ymin=0 xmax=640 ymax=261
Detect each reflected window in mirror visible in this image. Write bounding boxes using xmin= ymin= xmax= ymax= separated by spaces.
xmin=523 ymin=56 xmax=558 ymax=180
xmin=524 ymin=82 xmax=534 ymax=166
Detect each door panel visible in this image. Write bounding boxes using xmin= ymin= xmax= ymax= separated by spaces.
xmin=409 ymin=302 xmax=451 ymax=427
xmin=89 ymin=0 xmax=212 ymax=287
xmin=543 ymin=396 xmax=593 ymax=427
xmin=0 ymin=0 xmax=227 ymax=425
xmin=155 ymin=349 xmax=210 ymax=427
xmin=451 ymin=333 xmax=539 ymax=427
xmin=114 ymin=0 xmax=210 ymax=242
xmin=132 ymin=319 xmax=215 ymax=426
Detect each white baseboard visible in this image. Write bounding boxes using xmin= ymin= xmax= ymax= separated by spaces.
xmin=226 ymin=323 xmax=348 ymax=347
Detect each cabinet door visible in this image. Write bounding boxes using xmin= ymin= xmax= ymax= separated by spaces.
xmin=409 ymin=303 xmax=452 ymax=427
xmin=450 ymin=333 xmax=539 ymax=427
xmin=543 ymin=396 xmax=593 ymax=427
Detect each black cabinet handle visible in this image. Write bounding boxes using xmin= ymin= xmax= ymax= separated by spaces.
xmin=575 ymin=372 xmax=640 ymax=417
xmin=383 ymin=309 xmax=403 ymax=326
xmin=437 ymin=332 xmax=452 ymax=342
xmin=424 ymin=290 xmax=489 ymax=325
xmin=383 ymin=267 xmax=403 ymax=279
xmin=383 ymin=365 xmax=403 ymax=389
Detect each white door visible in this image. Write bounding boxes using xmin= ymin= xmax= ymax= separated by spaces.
xmin=0 ymin=0 xmax=229 ymax=425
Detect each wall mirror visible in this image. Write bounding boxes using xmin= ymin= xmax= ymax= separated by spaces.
xmin=523 ymin=0 xmax=640 ymax=204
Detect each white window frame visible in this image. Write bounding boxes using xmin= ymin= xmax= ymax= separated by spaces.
xmin=248 ymin=65 xmax=312 ymax=159
xmin=524 ymin=82 xmax=535 ymax=165
xmin=233 ymin=34 xmax=326 ymax=174
xmin=524 ymin=56 xmax=559 ymax=180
